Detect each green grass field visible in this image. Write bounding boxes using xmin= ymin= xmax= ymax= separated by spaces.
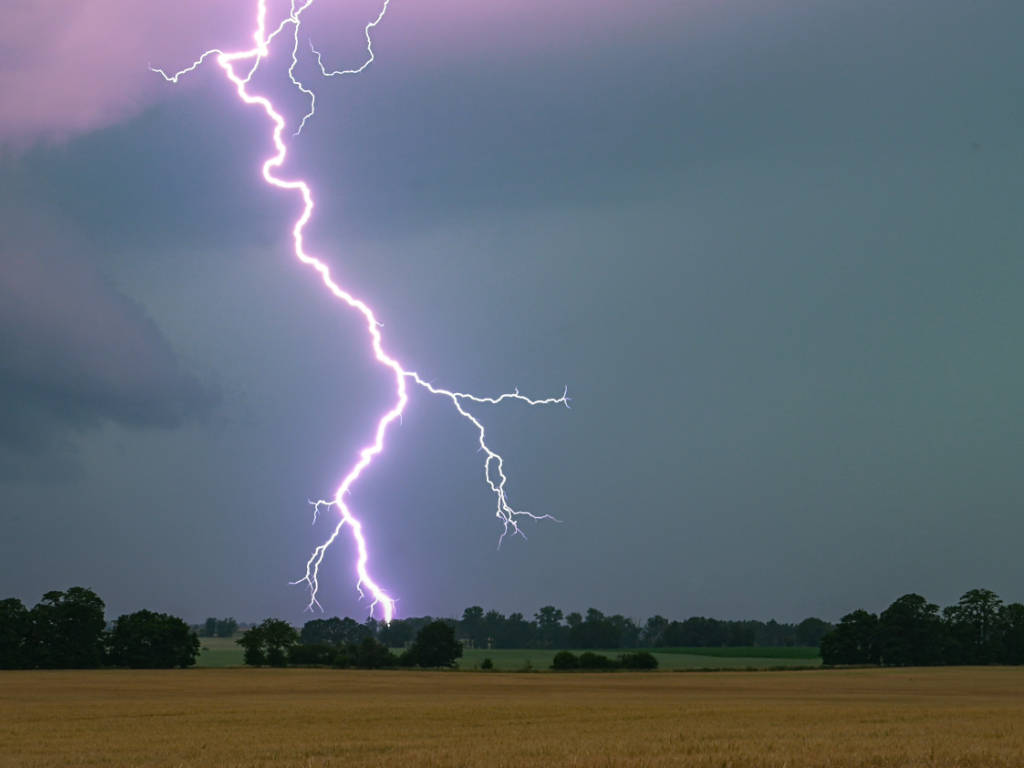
xmin=197 ymin=638 xmax=822 ymax=669
xmin=655 ymin=646 xmax=821 ymax=659
xmin=195 ymin=636 xmax=244 ymax=667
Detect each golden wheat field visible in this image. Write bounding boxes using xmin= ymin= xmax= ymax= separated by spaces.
xmin=2 ymin=667 xmax=1023 ymax=767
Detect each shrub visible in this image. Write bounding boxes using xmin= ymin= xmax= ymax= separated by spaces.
xmin=350 ymin=637 xmax=398 ymax=669
xmin=577 ymin=652 xmax=615 ymax=669
xmin=551 ymin=651 xmax=579 ymax=670
xmin=332 ymin=647 xmax=352 ymax=669
xmin=481 ymin=657 xmax=494 ymax=670
xmin=287 ymin=643 xmax=336 ymax=666
xmin=618 ymin=651 xmax=658 ymax=670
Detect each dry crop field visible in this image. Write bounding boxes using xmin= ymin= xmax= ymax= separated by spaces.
xmin=2 ymin=667 xmax=1023 ymax=767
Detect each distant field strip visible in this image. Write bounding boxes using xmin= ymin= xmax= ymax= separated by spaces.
xmin=195 ymin=640 xmax=821 ymax=669
xmin=655 ymin=646 xmax=822 ymax=659
xmin=456 ymin=648 xmax=820 ymax=670
xmin=3 ymin=668 xmax=1023 ymax=767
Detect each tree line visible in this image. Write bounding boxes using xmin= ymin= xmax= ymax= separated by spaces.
xmin=234 ymin=605 xmax=834 ymax=671
xmin=366 ymin=606 xmax=834 ymax=650
xmin=821 ymin=589 xmax=1024 ymax=666
xmin=0 ymin=588 xmax=199 ymax=669
xmin=197 ymin=617 xmax=239 ymax=638
xmin=239 ymin=617 xmax=463 ymax=668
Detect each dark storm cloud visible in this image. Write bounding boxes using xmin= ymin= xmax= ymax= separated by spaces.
xmin=1 ymin=0 xmax=1024 ymax=624
xmin=0 ymin=207 xmax=214 ymax=459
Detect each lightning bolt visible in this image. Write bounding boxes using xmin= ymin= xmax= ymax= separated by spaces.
xmin=152 ymin=0 xmax=568 ymax=624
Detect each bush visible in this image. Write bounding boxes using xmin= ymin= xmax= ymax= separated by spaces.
xmin=481 ymin=657 xmax=494 ymax=670
xmin=287 ymin=643 xmax=337 ymax=666
xmin=332 ymin=647 xmax=352 ymax=669
xmin=350 ymin=637 xmax=398 ymax=669
xmin=551 ymin=651 xmax=579 ymax=670
xmin=577 ymin=652 xmax=615 ymax=669
xmin=618 ymin=651 xmax=658 ymax=670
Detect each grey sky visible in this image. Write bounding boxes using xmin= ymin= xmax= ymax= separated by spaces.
xmin=1 ymin=0 xmax=1022 ymax=624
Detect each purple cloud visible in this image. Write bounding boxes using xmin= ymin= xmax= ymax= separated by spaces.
xmin=0 ymin=0 xmax=686 ymax=144
xmin=0 ymin=206 xmax=214 ymax=451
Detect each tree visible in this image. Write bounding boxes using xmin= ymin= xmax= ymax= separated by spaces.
xmin=820 ymin=610 xmax=879 ymax=665
xmin=795 ymin=618 xmax=834 ymax=647
xmin=569 ymin=609 xmax=622 ymax=649
xmin=350 ymin=637 xmax=398 ymax=668
xmin=482 ymin=610 xmax=507 ymax=648
xmin=215 ymin=618 xmax=239 ymax=638
xmin=877 ymin=594 xmax=944 ymax=666
xmin=237 ymin=619 xmax=299 ymax=667
xmin=944 ymin=589 xmax=1003 ymax=664
xmin=641 ymin=615 xmax=669 ymax=647
xmin=608 ymin=615 xmax=640 ymax=648
xmin=756 ymin=619 xmax=797 ymax=647
xmin=404 ymin=620 xmax=462 ymax=667
xmin=534 ymin=606 xmax=565 ymax=649
xmin=998 ymin=603 xmax=1024 ymax=665
xmin=107 ymin=610 xmax=200 ymax=668
xmin=301 ymin=618 xmax=330 ymax=645
xmin=28 ymin=587 xmax=106 ymax=669
xmin=378 ymin=617 xmax=426 ymax=648
xmin=460 ymin=606 xmax=486 ymax=648
xmin=288 ymin=643 xmax=338 ymax=666
xmin=0 ymin=598 xmax=30 ymax=669
xmin=504 ymin=613 xmax=536 ymax=648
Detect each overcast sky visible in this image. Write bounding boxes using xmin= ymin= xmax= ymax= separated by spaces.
xmin=2 ymin=0 xmax=1023 ymax=625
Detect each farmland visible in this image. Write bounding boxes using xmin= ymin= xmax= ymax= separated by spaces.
xmin=3 ymin=667 xmax=1023 ymax=767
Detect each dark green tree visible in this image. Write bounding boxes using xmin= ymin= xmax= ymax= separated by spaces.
xmin=28 ymin=587 xmax=106 ymax=669
xmin=998 ymin=603 xmax=1024 ymax=665
xmin=569 ymin=609 xmax=622 ymax=649
xmin=237 ymin=619 xmax=299 ymax=666
xmin=404 ymin=620 xmax=462 ymax=667
xmin=795 ymin=617 xmax=834 ymax=647
xmin=504 ymin=612 xmax=536 ymax=648
xmin=107 ymin=610 xmax=200 ymax=668
xmin=534 ymin=606 xmax=565 ymax=649
xmin=288 ymin=643 xmax=338 ymax=665
xmin=459 ymin=606 xmax=486 ymax=648
xmin=944 ymin=589 xmax=1003 ymax=664
xmin=641 ymin=615 xmax=669 ymax=647
xmin=301 ymin=617 xmax=352 ymax=646
xmin=350 ymin=636 xmax=398 ymax=668
xmin=820 ymin=610 xmax=880 ymax=665
xmin=482 ymin=610 xmax=507 ymax=648
xmin=0 ymin=598 xmax=30 ymax=669
xmin=877 ymin=594 xmax=944 ymax=666
xmin=202 ymin=617 xmax=218 ymax=637
xmin=215 ymin=618 xmax=239 ymax=638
